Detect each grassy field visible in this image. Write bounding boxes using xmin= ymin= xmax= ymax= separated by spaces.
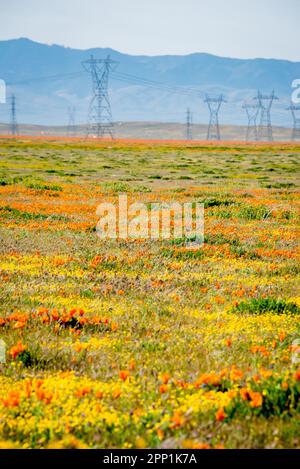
xmin=0 ymin=137 xmax=299 ymax=449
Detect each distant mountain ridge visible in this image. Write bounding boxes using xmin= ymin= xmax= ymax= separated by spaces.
xmin=0 ymin=38 xmax=299 ymax=126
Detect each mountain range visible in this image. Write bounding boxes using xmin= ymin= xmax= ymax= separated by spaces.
xmin=0 ymin=38 xmax=299 ymax=127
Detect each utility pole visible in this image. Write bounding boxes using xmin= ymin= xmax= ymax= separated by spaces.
xmin=254 ymin=90 xmax=278 ymax=141
xmin=243 ymin=103 xmax=259 ymax=141
xmin=67 ymin=106 xmax=76 ymax=137
xmin=204 ymin=94 xmax=226 ymax=141
xmin=287 ymin=103 xmax=300 ymax=141
xmin=9 ymin=94 xmax=18 ymax=136
xmin=185 ymin=108 xmax=193 ymax=140
xmin=82 ymin=54 xmax=118 ymax=139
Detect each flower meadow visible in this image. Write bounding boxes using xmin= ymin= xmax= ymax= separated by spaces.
xmin=0 ymin=138 xmax=299 ymax=449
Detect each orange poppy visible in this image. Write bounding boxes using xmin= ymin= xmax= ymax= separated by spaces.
xmin=249 ymin=391 xmax=263 ymax=408
xmin=75 ymin=387 xmax=91 ymax=398
xmin=159 ymin=384 xmax=168 ymax=394
xmin=9 ymin=341 xmax=27 ymax=360
xmin=119 ymin=370 xmax=130 ymax=381
xmin=2 ymin=390 xmax=20 ymax=408
xmin=216 ymin=408 xmax=226 ymax=422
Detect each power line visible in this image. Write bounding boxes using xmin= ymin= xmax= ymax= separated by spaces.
xmin=242 ymin=102 xmax=259 ymax=141
xmin=5 ymin=71 xmax=84 ymax=86
xmin=67 ymin=106 xmax=76 ymax=136
xmin=1 ymin=68 xmax=288 ymax=135
xmin=286 ymin=103 xmax=300 ymax=141
xmin=8 ymin=94 xmax=18 ymax=136
xmin=111 ymin=71 xmax=201 ymax=97
xmin=254 ymin=90 xmax=278 ymax=142
xmin=82 ymin=55 xmax=118 ymax=139
xmin=204 ymin=94 xmax=226 ymax=141
xmin=185 ymin=108 xmax=193 ymax=140
xmin=5 ymin=68 xmax=201 ymax=99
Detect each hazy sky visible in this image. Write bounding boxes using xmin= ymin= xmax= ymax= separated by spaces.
xmin=0 ymin=0 xmax=299 ymax=60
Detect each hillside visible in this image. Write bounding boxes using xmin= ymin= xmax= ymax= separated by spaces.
xmin=0 ymin=38 xmax=299 ymax=126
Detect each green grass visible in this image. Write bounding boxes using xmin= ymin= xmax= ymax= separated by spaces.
xmin=233 ymin=297 xmax=300 ymax=315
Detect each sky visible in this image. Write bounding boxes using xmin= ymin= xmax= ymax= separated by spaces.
xmin=0 ymin=0 xmax=299 ymax=61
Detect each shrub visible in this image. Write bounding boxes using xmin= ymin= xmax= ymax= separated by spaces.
xmin=233 ymin=297 xmax=300 ymax=315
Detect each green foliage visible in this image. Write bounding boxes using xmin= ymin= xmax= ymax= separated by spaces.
xmin=237 ymin=205 xmax=272 ymax=220
xmin=25 ymin=181 xmax=63 ymax=191
xmin=102 ymin=182 xmax=131 ymax=193
xmin=0 ymin=205 xmax=68 ymax=222
xmin=17 ymin=350 xmax=33 ymax=367
xmin=227 ymin=377 xmax=300 ymax=419
xmin=201 ymin=198 xmax=235 ymax=208
xmin=233 ymin=297 xmax=300 ymax=315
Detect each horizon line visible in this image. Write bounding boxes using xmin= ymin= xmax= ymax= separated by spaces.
xmin=1 ymin=37 xmax=299 ymax=64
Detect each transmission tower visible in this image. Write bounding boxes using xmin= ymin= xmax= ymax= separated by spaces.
xmin=242 ymin=103 xmax=259 ymax=141
xmin=185 ymin=108 xmax=193 ymax=140
xmin=9 ymin=94 xmax=18 ymax=136
xmin=204 ymin=94 xmax=226 ymax=141
xmin=254 ymin=90 xmax=278 ymax=141
xmin=82 ymin=54 xmax=118 ymax=139
xmin=67 ymin=106 xmax=76 ymax=137
xmin=287 ymin=103 xmax=300 ymax=141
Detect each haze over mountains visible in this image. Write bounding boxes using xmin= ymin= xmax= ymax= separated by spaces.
xmin=0 ymin=38 xmax=299 ymax=127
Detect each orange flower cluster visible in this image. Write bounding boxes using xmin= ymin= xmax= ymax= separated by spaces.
xmin=36 ymin=388 xmax=53 ymax=404
xmin=240 ymin=388 xmax=263 ymax=408
xmin=170 ymin=411 xmax=185 ymax=428
xmin=195 ymin=371 xmax=221 ymax=388
xmin=1 ymin=379 xmax=55 ymax=407
xmin=1 ymin=312 xmax=30 ymax=329
xmin=194 ymin=366 xmax=243 ymax=388
xmin=75 ymin=386 xmax=91 ymax=398
xmin=250 ymin=345 xmax=271 ymax=357
xmin=90 ymin=255 xmax=103 ymax=268
xmin=2 ymin=390 xmax=20 ymax=408
xmin=8 ymin=341 xmax=27 ymax=359
xmin=0 ymin=307 xmax=117 ymax=333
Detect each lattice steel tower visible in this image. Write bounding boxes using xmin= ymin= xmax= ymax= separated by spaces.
xmin=254 ymin=90 xmax=278 ymax=141
xmin=67 ymin=106 xmax=76 ymax=137
xmin=82 ymin=55 xmax=117 ymax=139
xmin=204 ymin=94 xmax=226 ymax=141
xmin=287 ymin=103 xmax=300 ymax=141
xmin=242 ymin=103 xmax=259 ymax=141
xmin=9 ymin=94 xmax=18 ymax=136
xmin=185 ymin=107 xmax=193 ymax=140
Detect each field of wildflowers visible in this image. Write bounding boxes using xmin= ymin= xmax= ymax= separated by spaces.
xmin=0 ymin=138 xmax=299 ymax=449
